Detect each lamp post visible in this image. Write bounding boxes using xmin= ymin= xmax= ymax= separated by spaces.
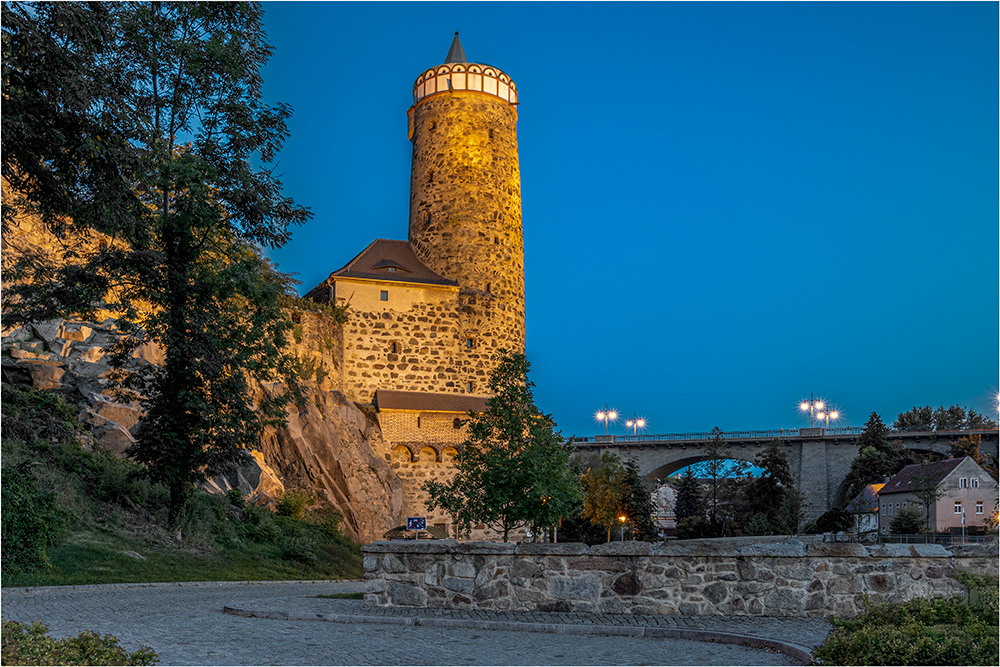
xmin=625 ymin=415 xmax=646 ymax=436
xmin=595 ymin=406 xmax=618 ymax=435
xmin=618 ymin=515 xmax=627 ymax=541
xmin=815 ymin=408 xmax=840 ymax=430
xmin=799 ymin=394 xmax=826 ymax=428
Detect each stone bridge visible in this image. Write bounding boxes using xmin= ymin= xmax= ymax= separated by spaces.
xmin=571 ymin=428 xmax=999 ymax=522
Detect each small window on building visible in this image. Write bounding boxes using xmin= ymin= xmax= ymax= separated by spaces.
xmin=390 ymin=342 xmax=398 ymax=354
xmin=888 ymin=504 xmax=894 ymax=516
xmin=954 ymin=501 xmax=962 ymax=514
xmin=486 ymin=283 xmax=491 ymax=293
xmin=976 ymin=501 xmax=984 ymax=514
xmin=465 ymin=338 xmax=474 ymax=348
xmin=959 ymin=477 xmax=968 ymax=488
xmin=380 ymin=290 xmax=388 ymax=301
xmin=880 ymin=504 xmax=885 ymax=516
xmin=416 ymin=416 xmax=421 ymax=428
xmin=387 ymin=267 xmax=397 ymax=272
xmin=971 ymin=478 xmax=979 ymax=488
xmin=453 ymin=418 xmax=462 ymax=429
xmin=466 ymin=381 xmax=473 ymax=393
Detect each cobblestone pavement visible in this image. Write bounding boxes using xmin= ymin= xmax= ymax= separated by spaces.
xmin=2 ymin=581 xmax=830 ymax=666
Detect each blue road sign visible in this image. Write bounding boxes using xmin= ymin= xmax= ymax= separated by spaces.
xmin=406 ymin=516 xmax=426 ymax=531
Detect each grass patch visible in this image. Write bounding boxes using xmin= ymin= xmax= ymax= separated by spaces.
xmin=314 ymin=592 xmax=365 ymax=599
xmin=2 ymin=385 xmax=362 ymax=586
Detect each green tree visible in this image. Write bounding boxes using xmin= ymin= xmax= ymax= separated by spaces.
xmin=698 ymin=429 xmax=749 ymax=537
xmin=673 ymin=466 xmax=704 ymax=523
xmin=580 ymin=452 xmax=626 ymax=542
xmin=842 ymin=412 xmax=910 ymax=503
xmin=893 ymin=406 xmax=935 ymax=432
xmin=889 ymin=506 xmax=924 ymax=534
xmin=910 ymin=469 xmax=948 ymax=533
xmin=618 ymin=458 xmax=659 ymax=542
xmin=423 ymin=351 xmax=581 ymax=542
xmin=2 ymin=2 xmax=309 ymax=525
xmin=743 ymin=440 xmax=803 ymax=535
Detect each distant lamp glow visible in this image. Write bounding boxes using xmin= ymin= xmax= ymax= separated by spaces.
xmin=618 ymin=515 xmax=628 ymax=541
xmin=595 ymin=406 xmax=618 ymax=435
xmin=800 ymin=402 xmax=810 ymax=411
xmin=815 ymin=409 xmax=840 ymax=429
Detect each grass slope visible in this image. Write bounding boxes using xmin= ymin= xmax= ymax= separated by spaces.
xmin=2 ymin=385 xmax=362 ymax=586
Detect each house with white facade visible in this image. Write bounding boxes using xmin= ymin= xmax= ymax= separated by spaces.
xmin=651 ymin=481 xmax=678 ymax=537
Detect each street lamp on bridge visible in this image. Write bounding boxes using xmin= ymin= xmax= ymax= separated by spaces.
xmin=816 ymin=408 xmax=840 ymax=429
xmin=799 ymin=394 xmax=826 ymax=428
xmin=595 ymin=406 xmax=618 ymax=435
xmin=625 ymin=415 xmax=647 ymax=436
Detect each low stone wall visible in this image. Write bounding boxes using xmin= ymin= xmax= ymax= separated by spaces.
xmin=362 ymin=537 xmax=998 ymax=618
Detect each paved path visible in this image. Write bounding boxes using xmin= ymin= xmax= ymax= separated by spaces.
xmin=1 ymin=581 xmax=831 ymax=666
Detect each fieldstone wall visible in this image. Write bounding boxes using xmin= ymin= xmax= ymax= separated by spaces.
xmin=362 ymin=537 xmax=998 ymax=618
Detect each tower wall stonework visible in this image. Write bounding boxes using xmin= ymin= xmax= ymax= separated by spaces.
xmin=407 ymin=91 xmax=525 ymax=359
xmin=334 ymin=282 xmax=493 ymax=403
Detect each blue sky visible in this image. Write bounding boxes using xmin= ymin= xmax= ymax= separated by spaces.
xmin=260 ymin=2 xmax=998 ymax=439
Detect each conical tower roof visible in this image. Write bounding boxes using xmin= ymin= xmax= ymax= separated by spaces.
xmin=444 ymin=31 xmax=467 ymax=63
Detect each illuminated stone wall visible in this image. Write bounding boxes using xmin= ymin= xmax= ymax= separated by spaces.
xmin=363 ymin=538 xmax=999 ymax=617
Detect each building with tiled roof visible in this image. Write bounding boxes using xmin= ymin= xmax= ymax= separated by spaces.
xmin=303 ymin=34 xmax=525 ymax=539
xmin=877 ymin=457 xmax=997 ymax=534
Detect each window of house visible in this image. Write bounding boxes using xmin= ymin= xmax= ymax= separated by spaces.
xmin=466 ymin=381 xmax=473 ymax=393
xmin=971 ymin=478 xmax=979 ymax=488
xmin=954 ymin=501 xmax=962 ymax=514
xmin=959 ymin=477 xmax=968 ymax=488
xmin=888 ymin=504 xmax=894 ymax=516
xmin=880 ymin=504 xmax=885 ymax=516
xmin=895 ymin=502 xmax=900 ymax=514
xmin=976 ymin=501 xmax=984 ymax=514
xmin=465 ymin=338 xmax=474 ymax=348
xmin=380 ymin=290 xmax=388 ymax=301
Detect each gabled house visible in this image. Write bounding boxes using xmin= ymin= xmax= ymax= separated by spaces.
xmin=846 ymin=483 xmax=884 ymax=536
xmin=877 ymin=456 xmax=998 ymax=534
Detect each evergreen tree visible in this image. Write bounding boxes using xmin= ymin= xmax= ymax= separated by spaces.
xmin=3 ymin=2 xmax=309 ymax=525
xmin=423 ymin=351 xmax=581 ymax=542
xmin=743 ymin=440 xmax=802 ymax=534
xmin=673 ymin=466 xmax=704 ymax=523
xmin=842 ymin=412 xmax=910 ymax=506
xmin=618 ymin=458 xmax=659 ymax=542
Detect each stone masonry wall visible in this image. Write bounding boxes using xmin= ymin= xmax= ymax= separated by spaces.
xmin=363 ymin=537 xmax=998 ymax=618
xmin=335 ymin=282 xmax=494 ymax=404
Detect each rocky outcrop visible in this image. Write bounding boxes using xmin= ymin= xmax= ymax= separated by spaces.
xmin=1 ymin=315 xmax=403 ymax=543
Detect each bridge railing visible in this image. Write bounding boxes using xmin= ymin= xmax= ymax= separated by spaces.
xmin=568 ymin=427 xmax=996 ymax=445
xmin=570 ymin=426 xmax=864 ymax=444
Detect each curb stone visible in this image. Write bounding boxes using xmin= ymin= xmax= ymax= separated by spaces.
xmin=221 ymin=606 xmax=815 ymax=664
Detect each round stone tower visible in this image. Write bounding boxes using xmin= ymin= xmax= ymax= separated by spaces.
xmin=407 ymin=33 xmax=525 ymax=360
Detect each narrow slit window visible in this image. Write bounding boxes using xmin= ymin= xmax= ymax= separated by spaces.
xmin=466 ymin=381 xmax=473 ymax=393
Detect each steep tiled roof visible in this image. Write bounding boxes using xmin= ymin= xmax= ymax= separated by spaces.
xmin=375 ymin=389 xmax=487 ymax=414
xmin=303 ymin=239 xmax=457 ymax=302
xmin=879 ymin=457 xmax=966 ymax=495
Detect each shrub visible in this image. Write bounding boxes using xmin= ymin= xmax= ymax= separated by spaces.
xmin=1 ymin=463 xmax=59 ymax=573
xmin=803 ymin=507 xmax=852 ymax=534
xmin=811 ymin=574 xmax=999 ymax=666
xmin=1 ymin=620 xmax=159 ymax=666
xmin=276 ymin=489 xmax=314 ymax=519
xmin=889 ymin=506 xmax=924 ymax=534
xmin=675 ymin=515 xmax=710 ymax=539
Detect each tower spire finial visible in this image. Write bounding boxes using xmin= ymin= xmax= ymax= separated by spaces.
xmin=444 ymin=31 xmax=467 ymax=64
